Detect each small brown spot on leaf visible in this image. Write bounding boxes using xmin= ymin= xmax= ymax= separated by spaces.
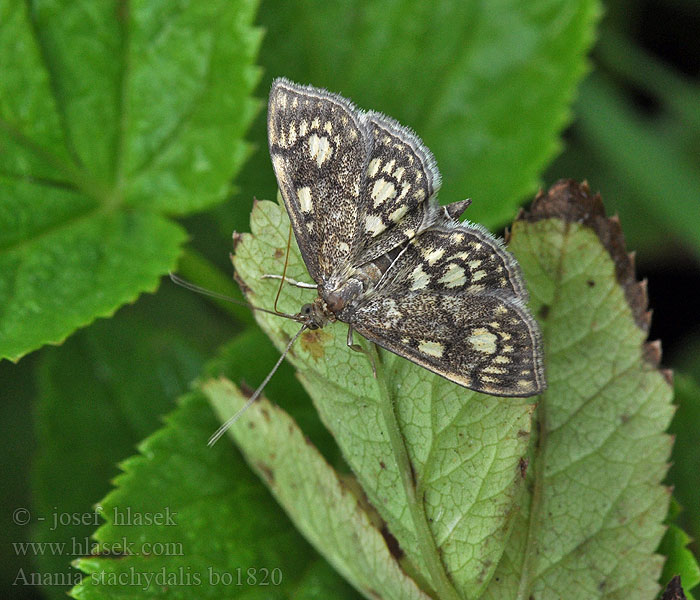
xmin=587 ymin=279 xmax=595 ymax=287
xmin=538 ymin=304 xmax=550 ymax=319
xmin=233 ymin=270 xmax=252 ymax=296
xmin=274 ymin=247 xmax=285 ymax=259
xmin=300 ymin=328 xmax=332 ymax=361
xmin=379 ymin=461 xmax=386 ymax=469
xmin=519 ymin=457 xmax=529 ymax=479
xmin=256 ymin=462 xmax=274 ymax=484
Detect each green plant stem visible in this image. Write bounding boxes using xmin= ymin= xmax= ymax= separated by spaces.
xmin=370 ymin=344 xmax=461 ymax=600
xmin=176 ymin=248 xmax=254 ymax=327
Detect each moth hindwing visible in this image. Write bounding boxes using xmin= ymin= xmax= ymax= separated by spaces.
xmin=266 ymin=77 xmax=545 ymax=397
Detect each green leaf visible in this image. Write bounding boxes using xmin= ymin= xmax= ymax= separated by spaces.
xmin=667 ymin=374 xmax=700 ymax=573
xmin=205 ymin=378 xmax=432 ymax=600
xmin=0 ymin=0 xmax=261 ymax=361
xmin=32 ymin=283 xmax=237 ymax=599
xmin=658 ymin=522 xmax=700 ymax=600
xmin=483 ymin=181 xmax=674 ymax=599
xmin=230 ymin=198 xmax=537 ymax=599
xmin=230 ymin=0 xmax=601 ymax=238
xmin=225 ymin=180 xmax=674 ymax=599
xmin=70 ymin=391 xmax=359 ymax=599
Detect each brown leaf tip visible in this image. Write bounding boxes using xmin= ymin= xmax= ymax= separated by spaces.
xmin=661 ymin=575 xmax=687 ymax=600
xmin=519 ymin=179 xmax=651 ymax=333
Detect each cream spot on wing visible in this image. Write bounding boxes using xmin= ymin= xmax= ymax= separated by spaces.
xmin=468 ymin=328 xmax=498 ymax=354
xmin=404 ymin=228 xmax=415 ymax=239
xmin=494 ymin=355 xmax=511 ymax=364
xmin=382 ymin=159 xmax=396 ymax=175
xmin=291 ymin=97 xmax=299 ymax=109
xmin=288 ymin=122 xmax=297 ymax=146
xmin=398 ymin=182 xmax=411 ymax=201
xmin=495 ymin=305 xmax=508 ymax=315
xmin=389 ymin=204 xmax=408 ymax=222
xmin=371 ymin=178 xmax=397 ymax=206
xmin=385 ymin=299 xmax=402 ymax=325
xmin=300 ymin=120 xmax=308 ymax=136
xmin=308 ymin=134 xmax=333 ymax=168
xmin=468 ymin=284 xmax=485 ymax=293
xmin=483 ymin=365 xmax=506 ymax=375
xmin=468 ymin=260 xmax=482 ymax=269
xmin=278 ymin=92 xmax=288 ymax=108
xmin=438 ymin=263 xmax=466 ymax=288
xmin=394 ymin=166 xmax=405 ymax=181
xmin=472 ymin=270 xmax=486 ymax=282
xmin=452 ymin=233 xmax=465 ymax=244
xmin=324 ymin=121 xmax=332 ymax=134
xmin=368 ymin=158 xmax=381 ymax=177
xmin=297 ymin=187 xmax=313 ymax=212
xmin=517 ymin=379 xmax=533 ymax=390
xmin=338 ymin=241 xmax=350 ymax=254
xmin=418 ymin=340 xmax=444 ymax=358
xmin=410 ymin=265 xmax=430 ymax=290
xmin=365 ymin=214 xmax=386 ymax=236
xmin=470 ymin=241 xmax=483 ymax=250
xmin=414 ymin=188 xmax=426 ymax=201
xmin=424 ymin=247 xmax=445 ymax=266
xmin=311 ymin=117 xmax=320 ymax=129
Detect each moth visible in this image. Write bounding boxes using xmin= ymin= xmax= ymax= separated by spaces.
xmin=207 ymin=78 xmax=545 ymax=445
xmin=267 ymin=78 xmax=545 ymax=394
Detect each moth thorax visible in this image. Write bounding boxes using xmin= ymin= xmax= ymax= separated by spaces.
xmin=322 ymin=278 xmax=363 ymax=313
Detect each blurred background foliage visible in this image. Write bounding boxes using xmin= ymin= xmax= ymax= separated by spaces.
xmin=1 ymin=0 xmax=699 ymax=598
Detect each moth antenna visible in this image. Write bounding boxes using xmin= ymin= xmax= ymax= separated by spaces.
xmin=207 ymin=324 xmax=308 ymax=446
xmin=169 ymin=272 xmax=300 ymax=321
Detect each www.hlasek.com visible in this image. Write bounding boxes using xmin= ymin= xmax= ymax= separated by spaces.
xmin=14 ymin=566 xmax=283 ymax=590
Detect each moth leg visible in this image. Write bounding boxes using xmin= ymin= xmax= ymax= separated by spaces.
xmin=347 ymin=326 xmax=377 ymax=377
xmin=261 ymin=274 xmax=317 ymax=289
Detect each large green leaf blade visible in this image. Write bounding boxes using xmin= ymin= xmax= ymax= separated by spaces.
xmin=230 ymin=198 xmax=535 ymax=598
xmin=0 ymin=0 xmax=260 ymax=362
xmin=32 ymin=285 xmax=232 ymax=599
xmin=482 ymin=180 xmax=674 ymax=599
